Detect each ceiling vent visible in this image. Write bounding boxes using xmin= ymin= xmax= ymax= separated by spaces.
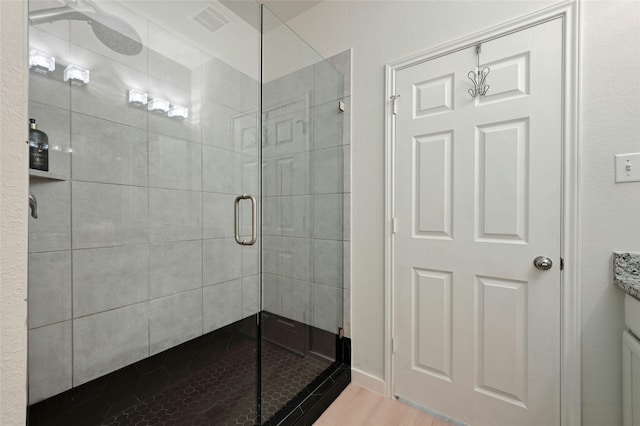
xmin=191 ymin=4 xmax=231 ymax=33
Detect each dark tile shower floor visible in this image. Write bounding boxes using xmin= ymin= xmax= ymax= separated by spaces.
xmin=99 ymin=339 xmax=325 ymax=426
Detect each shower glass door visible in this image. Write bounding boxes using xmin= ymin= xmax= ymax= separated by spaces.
xmin=27 ymin=1 xmax=262 ymax=424
xmin=260 ymin=6 xmax=346 ymax=423
xmin=26 ymin=1 xmax=346 ymax=424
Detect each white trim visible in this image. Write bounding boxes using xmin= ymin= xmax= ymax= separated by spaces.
xmin=383 ymin=60 xmax=396 ymax=400
xmin=351 ymin=368 xmax=387 ymax=396
xmin=560 ymin=2 xmax=581 ymax=425
xmin=383 ymin=2 xmax=580 ymax=425
xmin=397 ymin=397 xmax=469 ymax=426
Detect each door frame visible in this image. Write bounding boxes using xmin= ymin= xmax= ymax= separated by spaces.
xmin=383 ymin=1 xmax=581 ymax=425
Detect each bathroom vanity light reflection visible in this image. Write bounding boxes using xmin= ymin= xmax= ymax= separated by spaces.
xmin=128 ymin=89 xmax=189 ymax=119
xmin=147 ymin=97 xmax=170 ymax=113
xmin=128 ymin=89 xmax=148 ymax=106
xmin=168 ymin=105 xmax=188 ymax=119
xmin=63 ymin=64 xmax=90 ymax=86
xmin=29 ymin=49 xmax=55 ymax=74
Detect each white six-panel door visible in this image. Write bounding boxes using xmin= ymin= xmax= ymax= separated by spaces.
xmin=393 ymin=19 xmax=563 ymax=426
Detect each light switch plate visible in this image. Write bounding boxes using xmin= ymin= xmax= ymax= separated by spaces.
xmin=615 ymin=152 xmax=640 ymax=183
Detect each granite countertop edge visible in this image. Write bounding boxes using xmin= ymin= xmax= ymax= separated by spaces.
xmin=613 ymin=251 xmax=640 ymax=299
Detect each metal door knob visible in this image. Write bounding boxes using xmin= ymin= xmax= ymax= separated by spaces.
xmin=533 ymin=256 xmax=553 ymax=270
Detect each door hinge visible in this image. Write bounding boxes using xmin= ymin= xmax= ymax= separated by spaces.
xmin=392 ymin=217 xmax=397 ymax=234
xmin=560 ymin=257 xmax=564 ymax=270
xmin=390 ymin=94 xmax=401 ymax=115
xmin=392 ymin=337 xmax=396 ymax=354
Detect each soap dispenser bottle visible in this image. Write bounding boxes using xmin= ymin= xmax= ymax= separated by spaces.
xmin=29 ymin=118 xmax=49 ymax=172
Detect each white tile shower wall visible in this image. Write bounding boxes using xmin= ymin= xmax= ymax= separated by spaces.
xmin=280 ymin=237 xmax=313 ymax=282
xmin=69 ymin=46 xmax=148 ymax=129
xmin=148 ymin=188 xmax=202 ymax=243
xmin=202 ymin=99 xmax=236 ymax=151
xmin=203 ymin=193 xmax=236 ymax=239
xmin=313 ymin=147 xmax=344 ymax=194
xmin=281 ymin=195 xmax=314 ymax=238
xmin=73 ymin=303 xmax=149 ymax=386
xmin=203 ymin=238 xmax=242 ymax=285
xmin=28 ymin=180 xmax=71 ymax=252
xmin=242 ymin=275 xmax=260 ymax=318
xmin=202 ymin=145 xmax=241 ymax=193
xmin=313 ymin=59 xmax=345 ymax=107
xmin=148 ymin=74 xmax=202 ymax=143
xmin=72 ymin=245 xmax=150 ymax=317
xmin=27 ymin=23 xmax=260 ymax=403
xmin=148 ymin=133 xmax=202 ymax=191
xmin=281 ymin=277 xmax=312 ymax=325
xmin=242 ymin=243 xmax=260 ymax=277
xmin=71 ymin=181 xmax=149 ymax=248
xmin=149 ymin=289 xmax=203 ymax=356
xmin=71 ymin=113 xmax=148 ymax=186
xmin=28 ymin=322 xmax=73 ymax=404
xmin=313 ymin=284 xmax=343 ymax=334
xmin=313 ymin=239 xmax=343 ymax=287
xmin=261 ymin=49 xmax=351 ymax=336
xmin=149 ymin=240 xmax=203 ymax=299
xmin=203 ymin=280 xmax=243 ymax=333
xmin=313 ymin=194 xmax=343 ymax=240
xmin=28 ymin=27 xmax=71 ymax=111
xmin=28 ymin=251 xmax=72 ymax=329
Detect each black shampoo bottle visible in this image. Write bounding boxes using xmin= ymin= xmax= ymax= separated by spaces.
xmin=29 ymin=118 xmax=49 ymax=172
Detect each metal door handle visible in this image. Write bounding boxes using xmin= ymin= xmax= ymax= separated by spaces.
xmin=234 ymin=194 xmax=257 ymax=246
xmin=533 ymin=256 xmax=553 ymax=270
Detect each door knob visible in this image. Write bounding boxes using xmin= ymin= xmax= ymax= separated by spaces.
xmin=533 ymin=256 xmax=553 ymax=270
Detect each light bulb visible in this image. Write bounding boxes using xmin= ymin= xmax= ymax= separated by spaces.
xmin=29 ymin=49 xmax=55 ymax=74
xmin=63 ymin=64 xmax=90 ymax=86
xmin=168 ymin=105 xmax=189 ymax=119
xmin=128 ymin=89 xmax=148 ymax=106
xmin=147 ymin=98 xmax=170 ymax=113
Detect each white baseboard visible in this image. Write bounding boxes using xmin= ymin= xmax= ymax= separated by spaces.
xmin=351 ymin=368 xmax=386 ymax=396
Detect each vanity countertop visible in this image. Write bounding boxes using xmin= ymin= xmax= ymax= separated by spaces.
xmin=614 ymin=252 xmax=640 ymax=299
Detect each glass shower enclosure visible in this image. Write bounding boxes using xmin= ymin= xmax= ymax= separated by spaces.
xmin=26 ymin=1 xmax=348 ymax=424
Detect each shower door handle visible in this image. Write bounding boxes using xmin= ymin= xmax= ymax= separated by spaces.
xmin=234 ymin=194 xmax=257 ymax=246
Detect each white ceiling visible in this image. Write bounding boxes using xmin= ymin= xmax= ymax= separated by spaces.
xmin=220 ymin=0 xmax=322 ymax=31
xmin=261 ymin=0 xmax=322 ymax=22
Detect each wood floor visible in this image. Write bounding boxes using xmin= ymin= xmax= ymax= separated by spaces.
xmin=314 ymin=384 xmax=452 ymax=425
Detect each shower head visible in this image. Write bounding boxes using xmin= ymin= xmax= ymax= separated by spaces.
xmin=87 ymin=12 xmax=143 ymax=56
xmin=29 ymin=0 xmax=142 ymax=56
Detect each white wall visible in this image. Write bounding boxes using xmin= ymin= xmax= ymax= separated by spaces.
xmin=580 ymin=2 xmax=640 ymax=424
xmin=285 ymin=1 xmax=640 ymax=425
xmin=0 ymin=0 xmax=29 ymax=425
xmin=262 ymin=21 xmax=326 ymax=81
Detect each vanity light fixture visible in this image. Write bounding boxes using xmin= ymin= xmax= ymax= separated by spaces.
xmin=147 ymin=98 xmax=170 ymax=113
xmin=63 ymin=64 xmax=90 ymax=86
xmin=168 ymin=105 xmax=189 ymax=120
xmin=29 ymin=49 xmax=55 ymax=74
xmin=128 ymin=89 xmax=148 ymax=107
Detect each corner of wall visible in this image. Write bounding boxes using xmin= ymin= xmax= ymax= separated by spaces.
xmin=351 ymin=368 xmax=386 ymax=396
xmin=0 ymin=0 xmax=29 ymax=424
